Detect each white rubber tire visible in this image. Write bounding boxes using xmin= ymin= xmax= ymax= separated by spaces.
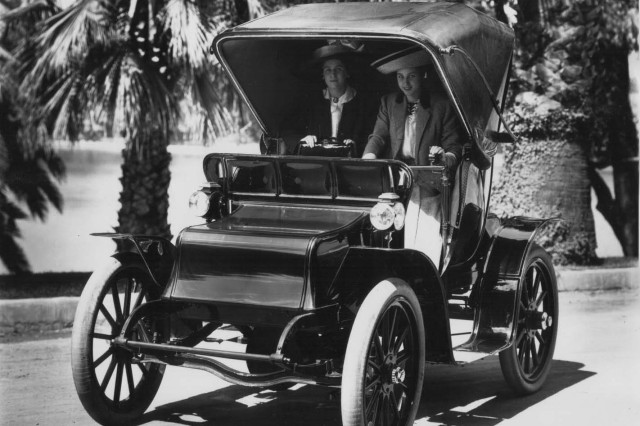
xmin=341 ymin=279 xmax=425 ymax=426
xmin=71 ymin=256 xmax=164 ymax=425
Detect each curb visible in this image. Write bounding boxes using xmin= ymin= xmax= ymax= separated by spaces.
xmin=0 ymin=296 xmax=78 ymax=335
xmin=556 ymin=267 xmax=639 ymax=292
xmin=0 ymin=267 xmax=637 ymax=334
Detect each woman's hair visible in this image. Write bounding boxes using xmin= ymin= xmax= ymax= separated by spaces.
xmin=394 ymin=64 xmax=437 ymax=106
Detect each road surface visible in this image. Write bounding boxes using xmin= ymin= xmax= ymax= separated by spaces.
xmin=1 ymin=289 xmax=639 ymax=425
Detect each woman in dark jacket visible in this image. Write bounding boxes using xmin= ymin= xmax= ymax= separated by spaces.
xmin=287 ymin=40 xmax=377 ymax=157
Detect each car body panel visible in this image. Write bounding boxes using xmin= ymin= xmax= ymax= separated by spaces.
xmin=327 ymin=247 xmax=455 ymax=363
xmin=166 ymin=205 xmax=366 ymax=309
xmin=457 ymin=216 xmax=557 ymax=354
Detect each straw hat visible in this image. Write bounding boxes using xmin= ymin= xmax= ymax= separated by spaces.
xmin=371 ymin=46 xmax=431 ymax=74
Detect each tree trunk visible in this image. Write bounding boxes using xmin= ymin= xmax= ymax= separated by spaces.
xmin=613 ymin=162 xmax=639 ymax=256
xmin=607 ymin=54 xmax=638 ymax=256
xmin=492 ymin=139 xmax=598 ymax=265
xmin=114 ymin=133 xmax=172 ymax=240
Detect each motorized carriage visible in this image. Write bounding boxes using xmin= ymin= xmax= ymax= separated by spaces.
xmin=71 ymin=3 xmax=559 ymax=425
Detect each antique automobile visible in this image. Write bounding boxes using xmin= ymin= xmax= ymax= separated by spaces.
xmin=71 ymin=3 xmax=558 ymax=425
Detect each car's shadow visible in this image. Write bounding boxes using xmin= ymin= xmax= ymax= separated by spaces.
xmin=137 ymin=358 xmax=593 ymax=425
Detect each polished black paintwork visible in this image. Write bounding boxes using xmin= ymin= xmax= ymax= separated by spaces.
xmin=327 ymin=247 xmax=454 ymax=363
xmin=203 ymin=154 xmax=412 ymax=204
xmin=166 ymin=204 xmax=365 ymax=309
xmin=92 ymin=233 xmax=175 ymax=288
xmin=457 ymin=216 xmax=554 ymax=354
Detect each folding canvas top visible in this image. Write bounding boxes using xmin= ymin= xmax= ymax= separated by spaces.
xmin=212 ymin=2 xmax=515 ymax=167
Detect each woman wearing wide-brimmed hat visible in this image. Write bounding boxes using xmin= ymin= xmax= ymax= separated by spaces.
xmin=285 ymin=39 xmax=377 ymax=156
xmin=363 ymin=46 xmax=464 ymax=266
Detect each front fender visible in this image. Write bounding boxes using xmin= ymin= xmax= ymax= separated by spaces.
xmin=328 ymin=247 xmax=454 ymax=363
xmin=91 ymin=233 xmax=176 ymax=288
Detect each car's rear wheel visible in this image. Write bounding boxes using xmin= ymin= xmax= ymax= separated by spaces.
xmin=499 ymin=244 xmax=558 ymax=395
xmin=71 ymin=255 xmax=165 ymax=425
xmin=341 ymin=279 xmax=425 ymax=426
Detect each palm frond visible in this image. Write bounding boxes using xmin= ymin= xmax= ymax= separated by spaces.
xmin=32 ymin=68 xmax=84 ymax=140
xmin=246 ymin=0 xmax=268 ymax=20
xmin=0 ymin=207 xmax=31 ymax=273
xmin=0 ymin=129 xmax=8 ymax=178
xmin=30 ymin=0 xmax=116 ymax=78
xmin=0 ymin=45 xmax=14 ymax=62
xmin=40 ymin=145 xmax=66 ymax=180
xmin=30 ymin=157 xmax=64 ymax=213
xmin=109 ymin=50 xmax=179 ymax=144
xmin=6 ymin=162 xmax=50 ymax=220
xmin=0 ymin=234 xmax=31 ymax=274
xmin=0 ymin=195 xmax=29 ymax=227
xmin=160 ymin=0 xmax=212 ymax=70
xmin=192 ymin=70 xmax=234 ymax=138
xmin=92 ymin=50 xmax=125 ymax=135
xmin=0 ymin=0 xmax=59 ymax=27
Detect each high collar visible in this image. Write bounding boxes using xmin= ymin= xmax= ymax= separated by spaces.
xmin=324 ymin=86 xmax=356 ymax=105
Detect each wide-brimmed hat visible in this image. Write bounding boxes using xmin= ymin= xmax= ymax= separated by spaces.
xmin=371 ymin=46 xmax=431 ymax=74
xmin=308 ymin=39 xmax=366 ymax=66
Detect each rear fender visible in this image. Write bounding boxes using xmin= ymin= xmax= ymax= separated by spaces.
xmin=91 ymin=233 xmax=176 ymax=289
xmin=461 ymin=217 xmax=558 ymax=353
xmin=329 ymin=247 xmax=454 ymax=363
xmin=483 ymin=217 xmax=558 ymax=279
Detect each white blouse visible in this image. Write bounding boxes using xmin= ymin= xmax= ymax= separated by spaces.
xmin=323 ymin=86 xmax=356 ymax=138
xmin=402 ymin=102 xmax=419 ymax=160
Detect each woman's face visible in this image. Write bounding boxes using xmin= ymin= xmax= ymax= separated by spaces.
xmin=396 ymin=67 xmax=423 ymax=102
xmin=322 ymin=59 xmax=349 ymax=93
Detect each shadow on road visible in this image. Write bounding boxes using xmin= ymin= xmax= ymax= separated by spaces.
xmin=138 ymin=357 xmax=593 ymax=425
xmin=418 ymin=357 xmax=594 ymax=425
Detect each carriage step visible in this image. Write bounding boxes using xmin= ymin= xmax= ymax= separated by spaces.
xmin=452 ymin=349 xmax=491 ymax=364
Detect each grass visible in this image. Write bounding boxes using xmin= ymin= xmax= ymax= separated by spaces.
xmin=559 ymin=257 xmax=638 ymax=270
xmin=0 ymin=272 xmax=91 ymax=299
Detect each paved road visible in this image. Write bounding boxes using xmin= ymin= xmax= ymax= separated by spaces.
xmin=1 ymin=289 xmax=639 ymax=426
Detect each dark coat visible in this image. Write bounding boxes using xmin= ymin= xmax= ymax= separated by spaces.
xmin=284 ymin=90 xmax=377 ymax=157
xmin=363 ymin=92 xmax=463 ymax=164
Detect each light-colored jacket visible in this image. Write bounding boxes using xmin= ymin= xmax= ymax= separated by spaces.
xmin=363 ymin=92 xmax=463 ymax=164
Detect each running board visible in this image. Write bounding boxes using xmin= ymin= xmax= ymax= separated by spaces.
xmin=452 ymin=336 xmax=510 ymax=364
xmin=452 ymin=349 xmax=491 ymax=364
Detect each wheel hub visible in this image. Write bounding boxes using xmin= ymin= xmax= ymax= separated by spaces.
xmin=525 ymin=310 xmax=552 ymax=331
xmin=379 ymin=354 xmax=405 ymax=392
xmin=391 ymin=366 xmax=406 ymax=384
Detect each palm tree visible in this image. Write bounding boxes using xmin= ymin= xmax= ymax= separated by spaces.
xmin=1 ymin=45 xmax=65 ymax=274
xmin=1 ymin=0 xmax=67 ymax=274
xmin=3 ymin=0 xmax=254 ymax=241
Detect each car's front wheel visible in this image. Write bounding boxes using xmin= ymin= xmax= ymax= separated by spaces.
xmin=341 ymin=279 xmax=425 ymax=426
xmin=71 ymin=255 xmax=165 ymax=425
xmin=499 ymin=244 xmax=558 ymax=395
